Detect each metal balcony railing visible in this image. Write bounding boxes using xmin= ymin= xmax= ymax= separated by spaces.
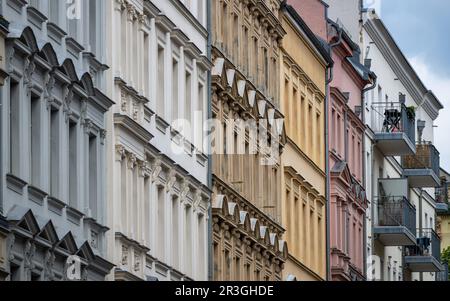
xmin=371 ymin=102 xmax=416 ymax=143
xmin=405 ymin=228 xmax=441 ymax=261
xmin=376 ymin=196 xmax=417 ymax=236
xmin=402 ymin=142 xmax=440 ymax=176
xmin=437 ymin=263 xmax=449 ymax=281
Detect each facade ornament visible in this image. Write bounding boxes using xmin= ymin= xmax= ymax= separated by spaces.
xmin=24 ymin=55 xmax=36 ymax=95
xmin=100 ymin=129 xmax=107 ymax=145
xmin=42 ymin=250 xmax=55 ymax=281
xmin=23 ymin=240 xmax=36 ymax=280
xmin=80 ymin=98 xmax=88 ymax=124
xmin=121 ymin=90 xmax=128 ymax=113
xmin=63 ymin=84 xmax=74 ymax=122
xmin=121 ymin=245 xmax=129 ymax=266
xmin=6 ymin=47 xmax=15 ymax=73
xmin=151 ymin=159 xmax=162 ymax=183
xmin=139 ymin=160 xmax=151 ymax=178
xmin=127 ymin=153 xmax=137 ymax=170
xmin=132 ymin=99 xmax=139 ymax=121
xmin=165 ymin=169 xmax=177 ymax=193
xmin=127 ymin=3 xmax=137 ymax=21
xmin=134 ymin=253 xmax=141 ymax=272
xmin=44 ymin=72 xmax=56 ymax=110
xmin=81 ymin=266 xmax=89 ymax=281
xmin=193 ymin=190 xmax=202 ymax=212
xmin=83 ymin=119 xmax=94 ymax=135
xmin=90 ymin=231 xmax=99 ymax=250
xmin=7 ymin=234 xmax=15 ymax=262
xmin=115 ymin=144 xmax=127 ymax=162
xmin=180 ymin=181 xmax=190 ymax=201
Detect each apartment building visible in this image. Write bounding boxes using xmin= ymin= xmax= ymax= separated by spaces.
xmin=104 ymin=0 xmax=210 ymax=281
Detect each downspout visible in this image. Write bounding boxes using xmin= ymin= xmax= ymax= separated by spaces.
xmin=325 ymin=21 xmax=343 ymax=281
xmin=206 ymin=0 xmax=213 ymax=282
xmin=362 ymin=75 xmax=377 ymax=279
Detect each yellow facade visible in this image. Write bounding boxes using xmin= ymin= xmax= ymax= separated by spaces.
xmin=279 ymin=11 xmax=328 ymax=281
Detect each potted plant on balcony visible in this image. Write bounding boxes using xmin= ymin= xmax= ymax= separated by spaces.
xmin=406 ymin=106 xmax=416 ymax=120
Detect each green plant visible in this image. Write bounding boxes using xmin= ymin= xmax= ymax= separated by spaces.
xmin=406 ymin=106 xmax=416 ymax=120
xmin=442 ymin=246 xmax=450 ymax=264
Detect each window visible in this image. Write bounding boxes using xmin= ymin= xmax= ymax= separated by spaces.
xmin=49 ymin=0 xmax=59 ymax=25
xmin=283 ymin=80 xmax=290 ymax=133
xmin=30 ymin=94 xmax=41 ymax=186
xmin=144 ymin=33 xmax=150 ymax=96
xmin=263 ymin=48 xmax=269 ymax=90
xmin=69 ymin=121 xmax=78 ymax=208
xmin=9 ymin=80 xmax=20 ymax=176
xmin=243 ymin=27 xmax=249 ymax=74
xmin=50 ymin=108 xmax=60 ymax=197
xmin=197 ymin=82 xmax=204 ymax=149
xmin=185 ymin=205 xmax=192 ymax=273
xmin=88 ymin=135 xmax=98 ymax=218
xmin=157 ymin=46 xmax=165 ymax=117
xmin=185 ymin=71 xmax=192 ymax=138
xmin=172 ymin=59 xmax=179 ymax=122
xmin=233 ymin=14 xmax=239 ymax=62
xmin=157 ymin=186 xmax=165 ymax=259
xmin=172 ymin=196 xmax=179 ymax=269
xmin=198 ymin=214 xmax=205 ymax=278
xmin=88 ymin=0 xmax=97 ymax=54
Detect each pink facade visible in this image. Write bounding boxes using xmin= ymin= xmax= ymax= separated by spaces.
xmin=294 ymin=0 xmax=373 ymax=281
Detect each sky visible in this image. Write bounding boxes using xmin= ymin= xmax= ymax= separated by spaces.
xmin=373 ymin=0 xmax=450 ymax=171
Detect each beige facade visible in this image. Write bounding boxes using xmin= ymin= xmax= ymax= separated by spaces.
xmin=211 ymin=0 xmax=288 ymax=281
xmin=279 ymin=8 xmax=328 ymax=281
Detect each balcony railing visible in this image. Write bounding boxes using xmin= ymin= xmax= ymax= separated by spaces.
xmin=402 ymin=142 xmax=440 ymax=177
xmin=377 ymin=196 xmax=417 ymax=236
xmin=371 ymin=101 xmax=416 ymax=143
xmin=405 ymin=228 xmax=441 ymax=261
xmin=437 ymin=263 xmax=449 ymax=281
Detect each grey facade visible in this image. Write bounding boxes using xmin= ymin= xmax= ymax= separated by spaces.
xmin=0 ymin=0 xmax=114 ymax=280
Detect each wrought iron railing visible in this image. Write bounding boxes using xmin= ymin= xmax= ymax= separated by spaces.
xmin=371 ymin=102 xmax=416 ymax=143
xmin=402 ymin=142 xmax=440 ymax=177
xmin=376 ymin=196 xmax=417 ymax=236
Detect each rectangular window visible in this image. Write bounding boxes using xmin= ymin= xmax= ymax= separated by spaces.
xmin=9 ymin=80 xmax=20 ymax=176
xmin=144 ymin=33 xmax=150 ymax=97
xmin=243 ymin=27 xmax=249 ymax=74
xmin=89 ymin=0 xmax=97 ymax=54
xmin=69 ymin=121 xmax=78 ymax=208
xmin=50 ymin=108 xmax=60 ymax=197
xmin=88 ymin=135 xmax=98 ymax=218
xmin=172 ymin=59 xmax=179 ymax=121
xmin=157 ymin=46 xmax=165 ymax=117
xmin=185 ymin=205 xmax=192 ymax=273
xmin=172 ymin=196 xmax=179 ymax=269
xmin=49 ymin=0 xmax=59 ymax=25
xmin=185 ymin=71 xmax=192 ymax=128
xmin=264 ymin=48 xmax=269 ymax=90
xmin=233 ymin=14 xmax=239 ymax=63
xmin=157 ymin=186 xmax=165 ymax=259
xmin=198 ymin=214 xmax=205 ymax=278
xmin=30 ymin=94 xmax=40 ymax=186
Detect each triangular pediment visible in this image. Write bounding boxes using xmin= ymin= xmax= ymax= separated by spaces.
xmin=331 ymin=161 xmax=352 ymax=187
xmin=7 ymin=206 xmax=40 ymax=235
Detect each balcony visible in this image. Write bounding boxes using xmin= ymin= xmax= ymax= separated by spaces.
xmin=437 ymin=263 xmax=449 ymax=281
xmin=372 ymin=101 xmax=416 ymax=156
xmin=402 ymin=142 xmax=440 ymax=188
xmin=405 ymin=229 xmax=443 ymax=273
xmin=374 ymin=197 xmax=417 ymax=246
xmin=436 ymin=179 xmax=449 ymax=214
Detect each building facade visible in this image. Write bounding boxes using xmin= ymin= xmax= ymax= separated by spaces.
xmin=279 ymin=4 xmax=331 ymax=281
xmin=210 ymin=0 xmax=288 ymax=281
xmin=0 ymin=0 xmax=114 ymax=280
xmin=104 ymin=0 xmax=210 ymax=281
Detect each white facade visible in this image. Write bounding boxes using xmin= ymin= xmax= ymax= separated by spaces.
xmin=363 ymin=10 xmax=443 ymax=281
xmin=104 ymin=0 xmax=210 ymax=281
xmin=0 ymin=0 xmax=114 ymax=280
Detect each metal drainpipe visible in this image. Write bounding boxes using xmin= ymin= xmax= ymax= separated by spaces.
xmin=325 ymin=22 xmax=342 ymax=281
xmin=206 ymin=0 xmax=214 ymax=282
xmin=362 ymin=77 xmax=377 ymax=279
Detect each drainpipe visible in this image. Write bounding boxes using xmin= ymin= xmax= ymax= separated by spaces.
xmin=206 ymin=0 xmax=213 ymax=282
xmin=324 ymin=20 xmax=343 ymax=281
xmin=362 ymin=75 xmax=377 ymax=280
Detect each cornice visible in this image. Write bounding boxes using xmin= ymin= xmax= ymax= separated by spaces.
xmin=169 ymin=0 xmax=208 ymax=38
